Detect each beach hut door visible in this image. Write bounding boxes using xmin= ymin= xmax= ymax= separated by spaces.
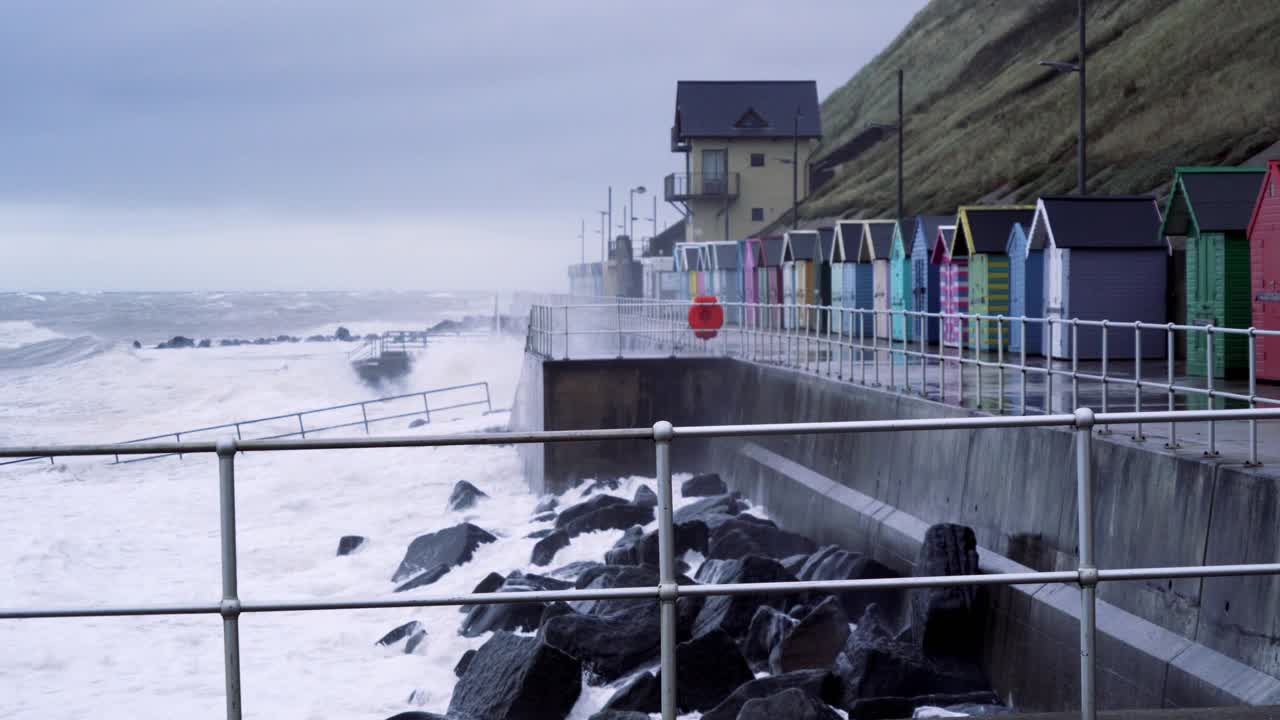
xmin=1045 ymin=247 xmax=1068 ymax=356
xmin=1190 ymin=236 xmax=1216 ymax=327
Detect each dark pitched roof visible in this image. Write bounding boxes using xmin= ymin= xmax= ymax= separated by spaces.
xmin=903 ymin=215 xmax=951 ymax=258
xmin=712 ymin=242 xmax=740 ymax=270
xmin=954 ymin=207 xmax=1035 ymax=256
xmin=1162 ymin=167 xmax=1267 ymax=235
xmin=674 ymin=81 xmax=822 ymax=140
xmin=1034 ymin=196 xmax=1165 ymax=250
xmin=755 ymin=236 xmax=786 ymax=266
xmin=859 ymin=221 xmax=896 ymax=261
xmin=784 ymin=230 xmax=821 ymax=261
xmin=678 ymin=244 xmax=703 ymax=270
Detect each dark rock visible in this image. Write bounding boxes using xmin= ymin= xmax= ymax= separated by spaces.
xmin=532 ymin=511 xmax=557 ymax=523
xmin=588 ymin=713 xmax=649 ymax=720
xmin=798 ymin=546 xmax=903 ymax=623
xmin=527 ymin=528 xmax=556 ymax=540
xmin=131 ymin=340 xmax=142 ymax=349
xmin=404 ymin=629 xmax=428 ymax=654
xmin=471 ymin=571 xmax=506 ymax=595
xmin=674 ymin=493 xmax=748 ymax=526
xmin=605 ymin=520 xmax=708 ymax=566
xmin=197 ymin=339 xmax=211 ymax=348
xmin=460 ymin=572 xmax=572 ymax=637
xmin=448 ymin=632 xmax=581 ymax=720
xmin=910 ymin=524 xmax=981 ymax=658
xmin=702 ymin=670 xmax=842 ymax=720
xmin=335 ymin=326 xmax=353 ymax=341
xmin=394 ymin=563 xmax=450 ymax=592
xmin=448 ymin=480 xmax=489 ymax=511
xmin=708 ymin=515 xmax=816 ymax=560
xmin=305 ymin=334 xmax=328 ymax=342
xmin=834 ymin=605 xmax=989 ymax=709
xmin=633 ymin=485 xmax=658 ymax=509
xmin=408 ymin=418 xmax=428 ymax=429
xmin=673 ymin=628 xmax=753 ymax=711
xmin=782 ymin=553 xmax=811 ymax=575
xmin=376 ymin=620 xmax=423 ymax=648
xmin=562 ymin=503 xmax=654 ymax=539
xmin=548 ymin=560 xmax=601 ymax=582
xmin=693 ymin=555 xmax=796 ymax=639
xmin=770 ymin=596 xmax=850 ymax=674
xmin=535 ymin=496 xmax=558 ymax=514
xmin=556 ymin=494 xmax=629 ymax=529
xmin=156 ymin=335 xmax=196 ymax=349
xmin=336 ymin=535 xmax=366 ymax=556
xmin=392 ymin=523 xmax=497 ymax=583
xmin=682 ymin=472 xmax=727 ymax=497
xmin=602 ymin=671 xmax=659 ymax=713
xmin=744 ymin=606 xmax=798 ymax=672
xmin=737 ymin=688 xmax=842 ymax=720
xmin=845 ymin=691 xmax=1003 ymax=720
xmin=540 ymin=606 xmax=659 ymax=683
xmin=537 ymin=601 xmax=574 ymax=634
xmin=788 ymin=604 xmax=812 ymax=619
xmin=385 ymin=712 xmax=446 ymax=720
xmin=454 ymin=649 xmax=477 ymax=678
xmin=531 ymin=529 xmax=570 ymax=566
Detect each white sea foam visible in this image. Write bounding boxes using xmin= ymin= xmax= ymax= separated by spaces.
xmin=0 ymin=320 xmax=65 ymax=349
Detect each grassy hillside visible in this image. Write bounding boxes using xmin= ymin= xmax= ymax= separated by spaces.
xmin=805 ymin=0 xmax=1280 ymax=219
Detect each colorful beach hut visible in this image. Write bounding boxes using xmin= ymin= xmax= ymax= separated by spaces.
xmin=931 ymin=225 xmax=966 ymax=348
xmin=831 ymin=221 xmax=870 ymax=336
xmin=950 ymin=206 xmax=1034 ymax=351
xmin=1028 ymin=195 xmax=1167 ymax=360
xmin=744 ymin=237 xmax=761 ymax=325
xmin=754 ymin=236 xmax=786 ymax=330
xmin=1005 ymin=222 xmax=1043 ymax=355
xmin=783 ymin=229 xmax=821 ymax=330
xmin=1161 ymin=166 xmax=1267 ymax=377
xmin=858 ymin=220 xmax=897 ymax=339
xmin=1249 ymin=161 xmax=1280 ymax=381
xmin=910 ymin=217 xmax=949 ymax=344
xmin=708 ymin=241 xmax=743 ymax=322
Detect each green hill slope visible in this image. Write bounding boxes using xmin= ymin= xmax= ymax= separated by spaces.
xmin=805 ymin=0 xmax=1280 ymax=219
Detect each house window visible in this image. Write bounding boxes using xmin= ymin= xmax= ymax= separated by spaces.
xmin=751 ymin=207 xmax=765 ymax=222
xmin=750 ymin=153 xmax=765 ymax=167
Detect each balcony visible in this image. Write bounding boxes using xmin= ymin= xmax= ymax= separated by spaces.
xmin=664 ymin=172 xmax=740 ymax=202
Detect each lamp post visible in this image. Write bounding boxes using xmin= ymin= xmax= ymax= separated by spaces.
xmin=867 ymin=69 xmax=906 ymax=221
xmin=629 ymin=186 xmax=647 ymax=240
xmin=606 ymin=186 xmax=613 ymax=263
xmin=579 ymin=219 xmax=585 ymax=264
xmin=1039 ymin=0 xmax=1087 ymax=194
xmin=792 ymin=108 xmax=801 ymax=229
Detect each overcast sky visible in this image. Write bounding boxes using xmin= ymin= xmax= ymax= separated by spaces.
xmin=0 ymin=1 xmax=927 ymax=291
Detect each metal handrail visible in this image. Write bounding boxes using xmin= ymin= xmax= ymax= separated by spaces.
xmin=5 ymin=407 xmax=1280 ymax=720
xmin=0 ymin=382 xmax=494 ymax=466
xmin=527 ymin=297 xmax=1280 ymax=464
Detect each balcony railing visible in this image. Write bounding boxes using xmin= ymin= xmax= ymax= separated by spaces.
xmin=664 ymin=172 xmax=740 ymax=202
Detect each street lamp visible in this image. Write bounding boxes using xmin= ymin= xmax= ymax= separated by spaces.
xmin=629 ymin=186 xmax=647 ymax=239
xmin=866 ymin=68 xmax=906 ymax=221
xmin=1039 ymin=0 xmax=1087 ymax=194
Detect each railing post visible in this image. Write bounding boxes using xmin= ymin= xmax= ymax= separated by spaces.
xmin=975 ymin=315 xmax=984 ymax=410
xmin=1020 ymin=319 xmax=1028 ymax=415
xmin=1248 ymin=329 xmax=1259 ymax=466
xmin=485 ymin=382 xmax=493 ymax=413
xmin=422 ymin=393 xmax=432 ymax=423
xmin=652 ymin=420 xmax=678 ymax=720
xmin=996 ymin=316 xmax=1004 ymax=414
xmin=176 ymin=432 xmax=183 ymax=460
xmin=1206 ymin=327 xmax=1218 ymax=456
xmin=1166 ymin=324 xmax=1179 ymax=449
xmin=1099 ymin=321 xmax=1110 ymax=432
xmin=360 ymin=404 xmax=370 ymax=435
xmin=1046 ymin=318 xmax=1055 ymax=415
xmin=216 ymin=437 xmax=243 ymax=720
xmin=297 ymin=414 xmax=306 ymax=439
xmin=1074 ymin=408 xmax=1097 ymax=720
xmin=920 ymin=312 xmax=927 ymax=398
xmin=1070 ymin=319 xmax=1079 ymax=411
xmin=1133 ymin=324 xmax=1144 ymax=440
xmin=617 ymin=300 xmax=623 ymax=359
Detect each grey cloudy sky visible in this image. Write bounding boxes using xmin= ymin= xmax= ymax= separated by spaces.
xmin=0 ymin=0 xmax=927 ymax=291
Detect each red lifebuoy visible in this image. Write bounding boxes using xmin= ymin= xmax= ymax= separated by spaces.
xmin=688 ymin=296 xmax=725 ymax=340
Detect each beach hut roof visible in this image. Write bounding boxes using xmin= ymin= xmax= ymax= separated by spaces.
xmin=783 ymin=230 xmax=821 ymax=261
xmin=1160 ymin=166 xmax=1267 ymax=236
xmin=1247 ymin=160 xmax=1280 ymax=240
xmin=952 ymin=206 xmax=1035 ymax=257
xmin=832 ymin=220 xmax=862 ymax=262
xmin=817 ymin=227 xmax=835 ymax=264
xmin=1028 ymin=195 xmax=1166 ymax=253
xmin=710 ymin=242 xmax=740 ymax=270
xmin=755 ymin=236 xmax=786 ymax=266
xmin=858 ymin=220 xmax=897 ymax=262
xmin=930 ymin=225 xmax=956 ymax=265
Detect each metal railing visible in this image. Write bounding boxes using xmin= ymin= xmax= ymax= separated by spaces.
xmin=0 ymin=382 xmax=494 ymax=466
xmin=4 ymin=407 xmax=1280 ymax=720
xmin=663 ymin=171 xmax=741 ymax=201
xmin=527 ymin=297 xmax=1280 ymax=465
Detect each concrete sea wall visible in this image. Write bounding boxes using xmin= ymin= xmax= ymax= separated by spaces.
xmin=511 ymin=353 xmax=1280 ymax=711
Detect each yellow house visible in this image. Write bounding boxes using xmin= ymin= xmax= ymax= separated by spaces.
xmin=666 ymin=81 xmax=822 ymax=244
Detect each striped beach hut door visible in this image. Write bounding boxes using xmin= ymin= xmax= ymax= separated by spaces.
xmin=1009 ymin=243 xmax=1026 ymax=354
xmin=942 ymin=259 xmax=969 ymax=347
